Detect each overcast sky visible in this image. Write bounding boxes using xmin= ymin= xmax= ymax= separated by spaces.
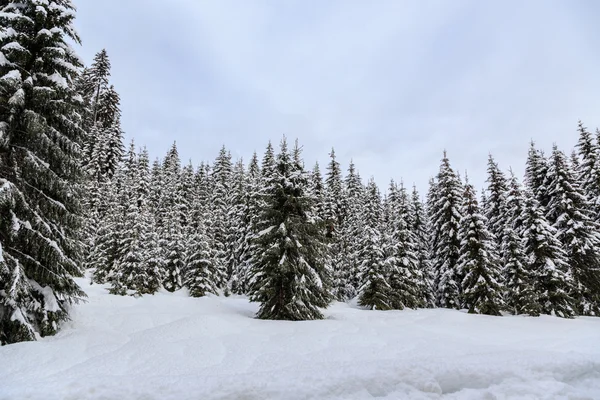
xmin=74 ymin=0 xmax=600 ymax=193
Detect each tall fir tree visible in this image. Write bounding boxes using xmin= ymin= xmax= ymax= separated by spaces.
xmin=521 ymin=189 xmax=576 ymax=318
xmin=575 ymin=121 xmax=600 ymax=220
xmin=384 ymin=183 xmax=424 ymax=310
xmin=501 ymin=171 xmax=540 ymax=315
xmin=457 ymin=178 xmax=504 ymax=315
xmin=248 ymin=138 xmax=332 ymax=320
xmin=484 ymin=155 xmax=509 ymax=249
xmin=545 ymin=145 xmax=600 ymax=315
xmin=430 ymin=152 xmax=463 ymax=309
xmin=411 ymin=185 xmax=434 ymax=307
xmin=209 ymin=146 xmax=233 ymax=289
xmin=0 ymin=0 xmax=87 ymax=343
xmin=357 ymin=178 xmax=390 ymax=310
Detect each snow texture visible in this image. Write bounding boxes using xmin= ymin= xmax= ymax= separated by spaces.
xmin=0 ymin=275 xmax=599 ymax=400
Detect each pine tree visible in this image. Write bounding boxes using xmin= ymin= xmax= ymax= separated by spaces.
xmin=357 ymin=179 xmax=391 ymax=310
xmin=184 ymin=190 xmax=219 ymax=297
xmin=430 ymin=152 xmax=463 ymax=309
xmin=545 ymin=145 xmax=600 ymax=315
xmin=110 ymin=148 xmax=161 ymax=296
xmin=340 ymin=160 xmax=364 ymax=297
xmin=227 ymin=158 xmax=247 ymax=294
xmin=484 ymin=155 xmax=509 ymax=249
xmin=0 ymin=0 xmax=86 ymax=343
xmin=309 ymin=162 xmax=326 ymax=221
xmin=411 ymin=185 xmax=434 ymax=307
xmin=525 ymin=142 xmax=550 ymax=208
xmin=501 ymin=171 xmax=540 ymax=316
xmin=160 ymin=143 xmax=185 ymax=292
xmin=209 ymin=146 xmax=233 ymax=289
xmin=457 ymin=178 xmax=504 ymax=315
xmin=384 ymin=183 xmax=424 ymax=310
xmin=248 ymin=138 xmax=332 ymax=320
xmin=521 ymin=189 xmax=576 ymax=318
xmin=575 ymin=121 xmax=600 ymax=220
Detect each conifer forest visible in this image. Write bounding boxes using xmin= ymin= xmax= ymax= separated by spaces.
xmin=2 ymin=0 xmax=600 ymax=351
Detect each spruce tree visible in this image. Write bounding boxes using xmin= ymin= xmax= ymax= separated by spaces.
xmin=545 ymin=145 xmax=600 ymax=315
xmin=247 ymin=138 xmax=332 ymax=320
xmin=501 ymin=171 xmax=540 ymax=316
xmin=340 ymin=160 xmax=364 ymax=296
xmin=521 ymin=189 xmax=576 ymax=318
xmin=0 ymin=0 xmax=86 ymax=343
xmin=160 ymin=143 xmax=185 ymax=292
xmin=457 ymin=178 xmax=504 ymax=315
xmin=575 ymin=121 xmax=600 ymax=220
xmin=484 ymin=155 xmax=509 ymax=249
xmin=184 ymin=191 xmax=219 ymax=297
xmin=411 ymin=185 xmax=434 ymax=307
xmin=430 ymin=152 xmax=463 ymax=309
xmin=384 ymin=183 xmax=424 ymax=310
xmin=209 ymin=146 xmax=233 ymax=289
xmin=357 ymin=179 xmax=391 ymax=310
xmin=524 ymin=143 xmax=550 ymax=208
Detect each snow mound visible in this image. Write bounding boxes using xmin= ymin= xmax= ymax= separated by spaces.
xmin=1 ymin=277 xmax=599 ymax=400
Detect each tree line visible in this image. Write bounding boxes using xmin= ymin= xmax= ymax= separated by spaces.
xmin=1 ymin=0 xmax=599 ymax=345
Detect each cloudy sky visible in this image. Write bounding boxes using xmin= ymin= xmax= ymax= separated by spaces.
xmin=74 ymin=0 xmax=599 ymax=192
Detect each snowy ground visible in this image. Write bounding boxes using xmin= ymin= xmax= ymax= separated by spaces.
xmin=1 ymin=278 xmax=600 ymax=400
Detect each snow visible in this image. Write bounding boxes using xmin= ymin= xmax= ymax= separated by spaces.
xmin=0 ymin=276 xmax=599 ymax=400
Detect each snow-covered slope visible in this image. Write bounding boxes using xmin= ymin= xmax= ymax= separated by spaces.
xmin=1 ymin=278 xmax=599 ymax=400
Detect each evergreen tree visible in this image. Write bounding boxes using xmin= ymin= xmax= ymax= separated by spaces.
xmin=521 ymin=189 xmax=576 ymax=318
xmin=226 ymin=158 xmax=247 ymax=294
xmin=524 ymin=143 xmax=550 ymax=208
xmin=457 ymin=178 xmax=504 ymax=315
xmin=309 ymin=162 xmax=326 ymax=221
xmin=0 ymin=0 xmax=87 ymax=343
xmin=248 ymin=138 xmax=332 ymax=320
xmin=430 ymin=152 xmax=463 ymax=309
xmin=340 ymin=160 xmax=364 ymax=296
xmin=209 ymin=146 xmax=233 ymax=289
xmin=160 ymin=143 xmax=185 ymax=292
xmin=384 ymin=183 xmax=424 ymax=310
xmin=575 ymin=121 xmax=600 ymax=220
xmin=357 ymin=179 xmax=391 ymax=310
xmin=184 ymin=191 xmax=219 ymax=297
xmin=411 ymin=185 xmax=434 ymax=307
xmin=484 ymin=154 xmax=509 ymax=248
xmin=501 ymin=171 xmax=540 ymax=316
xmin=545 ymin=145 xmax=600 ymax=315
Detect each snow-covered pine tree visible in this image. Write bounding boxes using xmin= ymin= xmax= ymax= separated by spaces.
xmin=0 ymin=0 xmax=87 ymax=343
xmin=575 ymin=121 xmax=600 ymax=220
xmin=233 ymin=152 xmax=262 ymax=295
xmin=110 ymin=148 xmax=161 ymax=295
xmin=184 ymin=177 xmax=219 ymax=298
xmin=484 ymin=155 xmax=509 ymax=249
xmin=430 ymin=152 xmax=463 ymax=309
xmin=501 ymin=170 xmax=540 ymax=316
xmin=248 ymin=138 xmax=332 ymax=320
xmin=411 ymin=185 xmax=434 ymax=307
xmin=324 ymin=148 xmax=349 ymax=300
xmin=226 ymin=158 xmax=247 ymax=294
xmin=309 ymin=162 xmax=326 ymax=221
xmin=357 ymin=178 xmax=391 ymax=310
xmin=525 ymin=142 xmax=550 ymax=209
xmin=521 ymin=189 xmax=576 ymax=318
xmin=457 ymin=177 xmax=504 ymax=315
xmin=209 ymin=146 xmax=233 ymax=289
xmin=545 ymin=145 xmax=600 ymax=315
xmin=384 ymin=183 xmax=424 ymax=310
xmin=160 ymin=143 xmax=185 ymax=292
xmin=340 ymin=160 xmax=364 ymax=297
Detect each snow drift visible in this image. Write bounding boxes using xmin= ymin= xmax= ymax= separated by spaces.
xmin=1 ymin=277 xmax=599 ymax=400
